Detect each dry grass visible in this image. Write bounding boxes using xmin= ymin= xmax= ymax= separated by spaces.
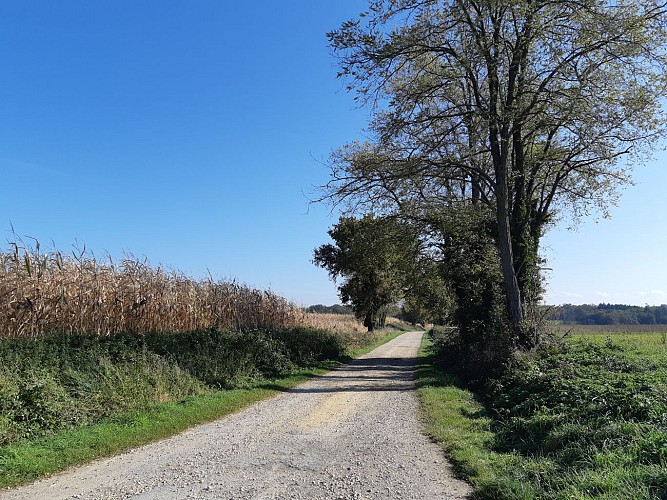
xmin=301 ymin=313 xmax=366 ymax=334
xmin=300 ymin=313 xmax=411 ymax=351
xmin=0 ymin=239 xmax=303 ymax=339
xmin=300 ymin=312 xmax=369 ymax=350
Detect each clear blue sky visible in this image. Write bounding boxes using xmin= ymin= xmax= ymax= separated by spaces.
xmin=1 ymin=1 xmax=665 ymax=307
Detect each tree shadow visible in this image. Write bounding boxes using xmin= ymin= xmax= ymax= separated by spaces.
xmin=258 ymin=355 xmax=419 ymax=394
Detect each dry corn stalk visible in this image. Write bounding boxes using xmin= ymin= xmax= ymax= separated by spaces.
xmin=0 ymin=239 xmax=303 ymax=339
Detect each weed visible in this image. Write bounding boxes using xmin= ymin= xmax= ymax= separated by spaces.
xmin=418 ymin=331 xmax=667 ymax=499
xmin=0 ymin=329 xmax=403 ymax=490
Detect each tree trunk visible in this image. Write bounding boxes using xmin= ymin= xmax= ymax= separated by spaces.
xmin=364 ymin=308 xmax=375 ymax=332
xmin=495 ymin=168 xmax=524 ymax=329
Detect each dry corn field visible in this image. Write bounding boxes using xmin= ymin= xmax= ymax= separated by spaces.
xmin=0 ymin=240 xmax=307 ymax=339
xmin=301 ymin=313 xmax=407 ymax=351
xmin=300 ymin=313 xmax=366 ymax=335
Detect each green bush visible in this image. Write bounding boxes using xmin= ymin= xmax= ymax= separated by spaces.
xmin=434 ymin=205 xmax=517 ymax=385
xmin=266 ymin=327 xmax=346 ymax=366
xmin=142 ymin=329 xmax=294 ymax=387
xmin=480 ymin=340 xmax=667 ymax=498
xmin=0 ymin=326 xmax=351 ymax=447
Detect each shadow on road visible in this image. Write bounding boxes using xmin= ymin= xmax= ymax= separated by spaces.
xmin=260 ymin=356 xmax=419 ymax=394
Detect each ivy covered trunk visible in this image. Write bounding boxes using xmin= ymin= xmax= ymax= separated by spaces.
xmin=510 ymin=197 xmax=543 ymax=349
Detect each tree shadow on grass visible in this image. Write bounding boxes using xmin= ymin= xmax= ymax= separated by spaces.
xmin=415 ymin=351 xmax=491 ymax=422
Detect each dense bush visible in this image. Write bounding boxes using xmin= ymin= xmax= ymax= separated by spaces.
xmin=430 ymin=206 xmax=516 ymax=384
xmin=0 ymin=327 xmax=347 ymax=446
xmin=265 ymin=327 xmax=346 ymax=367
xmin=421 ymin=330 xmax=667 ymax=499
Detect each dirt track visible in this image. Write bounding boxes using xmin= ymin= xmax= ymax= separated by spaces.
xmin=3 ymin=331 xmax=471 ymax=499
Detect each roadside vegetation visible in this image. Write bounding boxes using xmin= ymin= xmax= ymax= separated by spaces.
xmin=0 ymin=321 xmax=404 ymax=489
xmin=0 ymin=238 xmax=410 ymax=489
xmin=419 ymin=328 xmax=667 ymax=499
xmin=317 ymin=3 xmax=667 ymax=497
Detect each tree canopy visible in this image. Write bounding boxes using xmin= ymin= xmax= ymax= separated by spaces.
xmin=322 ymin=0 xmax=667 ymax=341
xmin=313 ymin=215 xmax=421 ymax=331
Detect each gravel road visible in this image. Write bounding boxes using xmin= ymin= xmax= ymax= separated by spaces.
xmin=3 ymin=331 xmax=471 ymax=500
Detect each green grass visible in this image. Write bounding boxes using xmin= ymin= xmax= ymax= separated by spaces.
xmin=0 ymin=328 xmax=403 ymax=490
xmin=0 ymin=383 xmax=289 ymax=489
xmin=346 ymin=329 xmax=406 ymax=359
xmin=570 ymin=331 xmax=667 ymax=357
xmin=417 ymin=330 xmax=667 ymax=499
xmin=416 ymin=334 xmax=530 ymax=498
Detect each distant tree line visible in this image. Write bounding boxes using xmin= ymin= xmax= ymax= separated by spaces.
xmin=305 ymin=304 xmax=353 ymax=315
xmin=549 ymin=304 xmax=667 ymax=325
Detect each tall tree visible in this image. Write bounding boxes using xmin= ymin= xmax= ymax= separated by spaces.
xmin=313 ymin=215 xmax=420 ymax=331
xmin=322 ymin=0 xmax=667 ymax=344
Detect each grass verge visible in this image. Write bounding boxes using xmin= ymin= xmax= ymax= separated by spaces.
xmin=415 ymin=333 xmax=520 ymax=497
xmin=345 ymin=329 xmax=408 ymax=359
xmin=416 ymin=331 xmax=667 ymax=499
xmin=0 ymin=328 xmax=404 ymax=490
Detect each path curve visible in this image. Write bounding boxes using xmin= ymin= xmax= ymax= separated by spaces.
xmin=3 ymin=331 xmax=471 ymax=499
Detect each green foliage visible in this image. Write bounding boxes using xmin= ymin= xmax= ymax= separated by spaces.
xmin=324 ymin=0 xmax=667 ymax=337
xmin=305 ymin=304 xmax=352 ymax=315
xmin=313 ymin=215 xmax=421 ymax=331
xmin=483 ymin=337 xmax=667 ymax=498
xmin=400 ymin=257 xmax=453 ymax=326
xmin=265 ymin=327 xmax=346 ymax=367
xmin=0 ymin=329 xmax=402 ymax=489
xmin=416 ymin=333 xmax=521 ymax=497
xmin=0 ymin=387 xmax=281 ymax=490
xmin=428 ymin=205 xmax=516 ymax=383
xmin=420 ymin=331 xmax=667 ymax=499
xmin=0 ymin=327 xmax=348 ymax=447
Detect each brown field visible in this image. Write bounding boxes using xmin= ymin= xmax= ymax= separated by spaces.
xmin=0 ymin=240 xmax=307 ymax=339
xmin=300 ymin=312 xmax=366 ymax=334
xmin=300 ymin=313 xmax=410 ymax=350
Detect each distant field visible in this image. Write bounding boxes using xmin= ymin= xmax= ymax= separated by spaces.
xmin=549 ymin=323 xmax=667 ymax=335
xmin=548 ymin=325 xmax=667 ymax=366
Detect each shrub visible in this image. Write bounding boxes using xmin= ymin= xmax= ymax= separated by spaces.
xmin=266 ymin=327 xmax=346 ymax=366
xmin=0 ymin=324 xmax=357 ymax=446
xmin=433 ymin=205 xmax=517 ymax=385
xmin=480 ymin=339 xmax=667 ymax=498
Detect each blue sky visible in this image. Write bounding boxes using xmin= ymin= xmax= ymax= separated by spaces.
xmin=1 ymin=1 xmax=665 ymax=307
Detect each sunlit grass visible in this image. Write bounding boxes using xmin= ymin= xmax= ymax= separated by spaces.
xmin=570 ymin=331 xmax=667 ymax=357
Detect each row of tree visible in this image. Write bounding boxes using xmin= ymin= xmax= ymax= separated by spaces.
xmin=314 ymin=215 xmax=451 ymax=330
xmin=304 ymin=304 xmax=353 ymax=315
xmin=314 ymin=0 xmax=667 ymax=382
xmin=549 ymin=304 xmax=667 ymax=325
